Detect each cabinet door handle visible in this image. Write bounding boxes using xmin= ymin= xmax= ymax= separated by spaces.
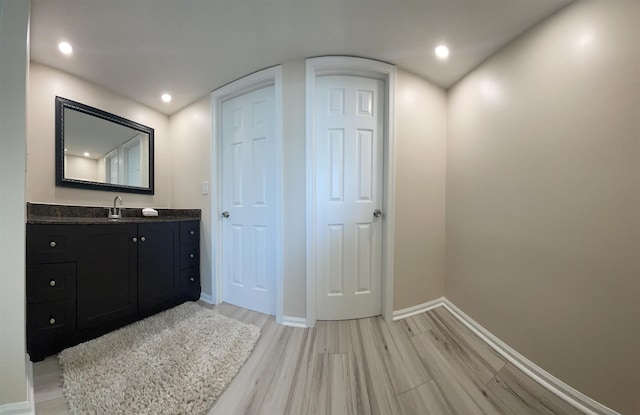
xmin=140 ymin=236 xmax=146 ymax=242
xmin=189 ymin=277 xmax=195 ymax=282
xmin=49 ymin=317 xmax=56 ymax=325
xmin=49 ymin=279 xmax=56 ymax=287
xmin=49 ymin=241 xmax=57 ymax=248
xmin=189 ymin=230 xmax=195 ymax=235
xmin=132 ymin=237 xmax=137 ymax=243
xmin=189 ymin=253 xmax=195 ymax=259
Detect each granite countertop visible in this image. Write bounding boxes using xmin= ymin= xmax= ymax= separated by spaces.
xmin=26 ymin=203 xmax=201 ymax=225
xmin=27 ymin=216 xmax=200 ymax=224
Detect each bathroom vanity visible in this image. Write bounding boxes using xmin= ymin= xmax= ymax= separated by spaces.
xmin=26 ymin=203 xmax=201 ymax=361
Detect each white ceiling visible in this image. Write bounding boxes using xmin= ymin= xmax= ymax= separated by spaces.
xmin=30 ymin=0 xmax=573 ymax=116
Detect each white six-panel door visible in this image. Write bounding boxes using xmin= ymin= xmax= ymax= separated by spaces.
xmin=315 ymin=75 xmax=384 ymax=320
xmin=221 ymin=85 xmax=276 ymax=315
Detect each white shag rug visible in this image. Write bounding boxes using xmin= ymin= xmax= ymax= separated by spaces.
xmin=59 ymin=302 xmax=260 ymax=415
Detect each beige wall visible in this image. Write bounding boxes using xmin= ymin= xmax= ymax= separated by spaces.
xmin=394 ymin=69 xmax=447 ymax=310
xmin=0 ymin=0 xmax=29 ymax=407
xmin=275 ymin=63 xmax=448 ymax=317
xmin=19 ymin=3 xmax=637 ymax=411
xmin=281 ymin=61 xmax=308 ymax=316
xmin=65 ymin=154 xmax=100 ymax=182
xmin=172 ymin=62 xmax=447 ymax=317
xmin=27 ymin=63 xmax=171 ymax=208
xmin=169 ymin=96 xmax=213 ymax=296
xmin=27 ymin=62 xmax=320 ymax=318
xmin=167 ymin=64 xmax=311 ymax=317
xmin=445 ymin=2 xmax=640 ymax=413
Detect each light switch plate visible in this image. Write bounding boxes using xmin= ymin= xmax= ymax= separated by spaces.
xmin=201 ymin=181 xmax=209 ymax=195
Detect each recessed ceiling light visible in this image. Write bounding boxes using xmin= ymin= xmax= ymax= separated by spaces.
xmin=161 ymin=93 xmax=172 ymax=103
xmin=434 ymin=44 xmax=450 ymax=59
xmin=83 ymin=152 xmax=90 ymax=157
xmin=58 ymin=41 xmax=73 ymax=55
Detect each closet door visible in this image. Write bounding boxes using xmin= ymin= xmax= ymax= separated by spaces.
xmin=314 ymin=75 xmax=384 ymax=320
xmin=220 ymin=85 xmax=277 ymax=315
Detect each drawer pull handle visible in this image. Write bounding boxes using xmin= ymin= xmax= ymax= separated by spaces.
xmin=189 ymin=230 xmax=195 ymax=235
xmin=49 ymin=279 xmax=56 ymax=287
xmin=141 ymin=236 xmax=146 ymax=242
xmin=132 ymin=237 xmax=137 ymax=243
xmin=49 ymin=241 xmax=57 ymax=248
xmin=49 ymin=317 xmax=56 ymax=325
xmin=189 ymin=277 xmax=195 ymax=282
xmin=189 ymin=253 xmax=195 ymax=259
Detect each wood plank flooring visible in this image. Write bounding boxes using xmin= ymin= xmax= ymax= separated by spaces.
xmin=33 ymin=302 xmax=585 ymax=415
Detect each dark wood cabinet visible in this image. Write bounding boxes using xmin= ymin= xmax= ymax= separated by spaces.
xmin=137 ymin=222 xmax=180 ymax=312
xmin=76 ymin=224 xmax=138 ymax=330
xmin=26 ymin=219 xmax=200 ymax=361
xmin=179 ymin=220 xmax=201 ymax=301
xmin=26 ymin=224 xmax=77 ymax=264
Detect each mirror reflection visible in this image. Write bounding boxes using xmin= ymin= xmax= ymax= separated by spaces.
xmin=56 ymin=96 xmax=154 ymax=194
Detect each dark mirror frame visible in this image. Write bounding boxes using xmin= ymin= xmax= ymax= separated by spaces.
xmin=55 ymin=96 xmax=155 ymax=195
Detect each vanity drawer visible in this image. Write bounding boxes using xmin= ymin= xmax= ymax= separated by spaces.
xmin=27 ymin=299 xmax=76 ymax=360
xmin=27 ymin=262 xmax=76 ymax=302
xmin=27 ymin=300 xmax=75 ymax=333
xmin=27 ymin=224 xmax=77 ymax=264
xmin=179 ymin=245 xmax=199 ymax=270
xmin=180 ymin=221 xmax=199 ymax=246
xmin=181 ymin=267 xmax=200 ymax=301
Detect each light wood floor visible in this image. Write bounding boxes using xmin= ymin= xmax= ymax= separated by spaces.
xmin=33 ymin=302 xmax=584 ymax=415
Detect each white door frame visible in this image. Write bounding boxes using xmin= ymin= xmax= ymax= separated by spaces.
xmin=305 ymin=56 xmax=396 ymax=326
xmin=210 ymin=66 xmax=284 ymax=324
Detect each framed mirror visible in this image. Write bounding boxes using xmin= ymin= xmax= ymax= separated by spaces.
xmin=55 ymin=96 xmax=154 ymax=194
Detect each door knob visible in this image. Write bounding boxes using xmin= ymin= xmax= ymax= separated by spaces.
xmin=373 ymin=209 xmax=383 ymax=218
xmin=221 ymin=211 xmax=230 ymax=218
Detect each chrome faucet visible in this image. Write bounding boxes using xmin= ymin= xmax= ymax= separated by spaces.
xmin=109 ymin=196 xmax=122 ymax=219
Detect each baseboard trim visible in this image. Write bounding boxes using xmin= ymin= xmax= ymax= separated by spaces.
xmin=26 ymin=356 xmax=34 ymax=415
xmin=198 ymin=293 xmax=214 ymax=304
xmin=0 ymin=355 xmax=34 ymax=415
xmin=0 ymin=402 xmax=32 ymax=415
xmin=440 ymin=299 xmax=620 ymax=415
xmin=392 ymin=296 xmax=445 ymax=320
xmin=282 ymin=316 xmax=308 ymax=328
